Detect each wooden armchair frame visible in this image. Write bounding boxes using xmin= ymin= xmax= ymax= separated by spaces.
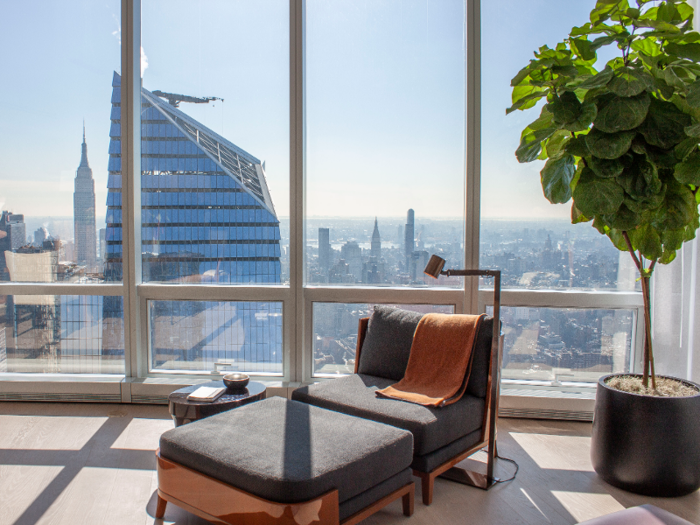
xmin=355 ymin=316 xmax=504 ymax=505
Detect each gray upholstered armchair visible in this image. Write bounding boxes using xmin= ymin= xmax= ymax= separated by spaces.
xmin=292 ymin=306 xmax=501 ymax=505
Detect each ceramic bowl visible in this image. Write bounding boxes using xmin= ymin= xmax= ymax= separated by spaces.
xmin=223 ymin=372 xmax=249 ymax=390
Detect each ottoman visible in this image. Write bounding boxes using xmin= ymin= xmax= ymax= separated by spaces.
xmin=156 ymin=397 xmax=415 ymax=525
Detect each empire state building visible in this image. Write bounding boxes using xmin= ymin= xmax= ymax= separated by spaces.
xmin=74 ymin=124 xmax=97 ymax=270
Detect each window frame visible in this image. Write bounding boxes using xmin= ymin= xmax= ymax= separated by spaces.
xmin=0 ymin=0 xmax=645 ymax=409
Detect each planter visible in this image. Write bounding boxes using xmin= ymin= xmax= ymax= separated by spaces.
xmin=591 ymin=373 xmax=700 ymax=497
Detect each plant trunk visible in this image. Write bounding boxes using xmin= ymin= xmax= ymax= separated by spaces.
xmin=640 ymin=274 xmax=656 ymax=390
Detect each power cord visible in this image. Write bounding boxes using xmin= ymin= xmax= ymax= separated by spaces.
xmin=494 ymin=453 xmax=519 ymax=484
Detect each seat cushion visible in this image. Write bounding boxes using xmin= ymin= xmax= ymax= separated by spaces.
xmin=292 ymin=374 xmax=485 ymax=456
xmin=356 ymin=306 xmax=423 ymax=381
xmin=159 ymin=397 xmax=413 ymax=504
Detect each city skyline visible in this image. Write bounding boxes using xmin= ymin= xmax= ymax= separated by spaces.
xmin=1 ymin=0 xmax=606 ymax=221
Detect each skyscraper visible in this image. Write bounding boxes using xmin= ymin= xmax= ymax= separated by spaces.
xmin=103 ymin=72 xmax=282 ymax=371
xmin=404 ymin=208 xmax=415 ymax=258
xmin=370 ymin=217 xmax=381 ymax=260
xmin=318 ymin=227 xmax=331 ymax=271
xmin=74 ymin=125 xmax=97 ymax=270
xmin=0 ymin=211 xmax=26 ymax=281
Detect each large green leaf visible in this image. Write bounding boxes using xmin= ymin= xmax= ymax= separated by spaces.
xmin=632 ymin=36 xmax=662 ymax=57
xmin=577 ymin=66 xmax=614 ymax=90
xmin=541 ymin=155 xmax=576 ymax=204
xmin=674 ymin=137 xmax=698 ymax=161
xmin=602 ymin=203 xmax=641 ymax=230
xmin=653 ymin=182 xmax=696 ymax=229
xmin=639 ymin=97 xmax=692 ymax=149
xmin=594 ymin=93 xmax=650 ymax=133
xmin=516 ymin=127 xmax=557 ymax=163
xmin=686 ymin=80 xmax=700 ymax=108
xmin=572 ymin=167 xmax=625 ymax=216
xmin=571 ymin=202 xmax=591 ymax=224
xmin=507 ymin=90 xmax=547 ymax=114
xmin=548 ymin=92 xmax=583 ymax=125
xmin=571 ymin=38 xmax=596 ymax=61
xmin=684 ymin=122 xmax=700 ymax=137
xmin=565 ymin=101 xmax=597 ymax=132
xmin=584 ymin=128 xmax=635 ymax=159
xmin=629 ymin=225 xmax=663 ymax=260
xmin=588 ymin=155 xmax=624 ymax=178
xmin=607 ymin=66 xmax=651 ymax=97
xmin=666 ymin=42 xmax=700 ymax=62
xmin=608 ymin=228 xmax=630 ymax=251
xmin=543 ymin=130 xmax=572 ymax=160
xmin=674 ymin=150 xmax=700 ymax=185
xmin=565 ymin=136 xmax=591 ymax=157
xmin=616 ymin=156 xmax=662 ymax=198
xmin=662 ymin=228 xmax=686 ymax=252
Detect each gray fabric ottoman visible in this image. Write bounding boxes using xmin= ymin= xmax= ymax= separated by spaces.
xmin=156 ymin=397 xmax=415 ymax=525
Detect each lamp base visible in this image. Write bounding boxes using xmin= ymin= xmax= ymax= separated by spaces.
xmin=439 ymin=466 xmax=499 ymax=490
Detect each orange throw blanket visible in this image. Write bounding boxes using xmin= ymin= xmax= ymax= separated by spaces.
xmin=376 ymin=313 xmax=485 ymax=407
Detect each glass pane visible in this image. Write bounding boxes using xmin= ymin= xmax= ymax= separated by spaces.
xmin=0 ymin=295 xmax=124 ymax=374
xmin=115 ymin=1 xmax=290 ymax=285
xmin=488 ymin=306 xmax=635 ymax=384
xmin=305 ymin=0 xmax=466 ymax=287
xmin=0 ymin=2 xmax=120 ymax=282
xmin=313 ymin=303 xmax=455 ymax=377
xmin=480 ymin=0 xmax=639 ymax=291
xmin=149 ymin=300 xmax=283 ymax=375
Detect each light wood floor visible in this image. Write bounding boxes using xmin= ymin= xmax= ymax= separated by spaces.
xmin=0 ymin=402 xmax=698 ymax=525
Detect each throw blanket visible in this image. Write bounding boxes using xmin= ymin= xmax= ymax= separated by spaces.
xmin=376 ymin=313 xmax=485 ymax=407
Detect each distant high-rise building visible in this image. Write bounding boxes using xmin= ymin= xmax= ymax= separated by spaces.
xmin=397 ymin=224 xmax=404 ymax=245
xmin=0 ymin=211 xmax=26 ymax=281
xmin=34 ymin=227 xmax=48 ymax=247
xmin=98 ymin=228 xmax=106 ymax=263
xmin=318 ymin=228 xmax=331 ymax=271
xmin=74 ymin=124 xmax=97 ymax=269
xmin=404 ymin=208 xmax=415 ymax=258
xmin=370 ymin=217 xmax=381 ymax=260
xmin=340 ymin=241 xmax=362 ymax=282
xmin=103 ymin=72 xmax=282 ymax=369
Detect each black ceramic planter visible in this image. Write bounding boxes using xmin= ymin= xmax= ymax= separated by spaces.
xmin=591 ymin=373 xmax=700 ymax=497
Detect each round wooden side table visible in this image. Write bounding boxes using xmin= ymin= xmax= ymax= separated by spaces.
xmin=168 ymin=380 xmax=266 ymax=427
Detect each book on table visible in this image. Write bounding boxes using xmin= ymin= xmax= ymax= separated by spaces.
xmin=187 ymin=386 xmax=226 ymax=402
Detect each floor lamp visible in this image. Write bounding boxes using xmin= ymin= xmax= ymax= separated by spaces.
xmin=423 ymin=254 xmax=503 ymax=489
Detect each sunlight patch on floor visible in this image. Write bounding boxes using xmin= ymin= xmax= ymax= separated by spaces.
xmin=110 ymin=417 xmax=174 ymax=451
xmin=551 ymin=491 xmax=625 ymax=523
xmin=0 ymin=415 xmax=108 ymax=450
xmin=510 ymin=432 xmax=594 ymax=472
xmin=0 ymin=464 xmax=64 ymax=523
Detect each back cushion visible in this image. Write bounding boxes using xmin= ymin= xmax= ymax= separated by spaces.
xmin=466 ymin=316 xmax=494 ymax=399
xmin=357 ymin=306 xmax=423 ymax=381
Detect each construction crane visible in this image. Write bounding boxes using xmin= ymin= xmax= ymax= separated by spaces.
xmin=151 ymin=90 xmax=224 ymax=108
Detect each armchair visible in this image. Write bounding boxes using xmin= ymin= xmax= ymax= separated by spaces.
xmin=292 ymin=306 xmax=503 ymax=505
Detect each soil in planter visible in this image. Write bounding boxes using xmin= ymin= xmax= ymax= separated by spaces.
xmin=606 ymin=375 xmax=699 ymax=397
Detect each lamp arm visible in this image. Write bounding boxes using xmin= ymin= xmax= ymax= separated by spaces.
xmin=441 ymin=269 xmax=500 ymax=278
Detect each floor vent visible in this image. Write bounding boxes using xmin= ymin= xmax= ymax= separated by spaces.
xmin=0 ymin=392 xmax=122 ymax=403
xmin=131 ymin=394 xmax=169 ymax=405
xmin=499 ymin=407 xmax=593 ymax=422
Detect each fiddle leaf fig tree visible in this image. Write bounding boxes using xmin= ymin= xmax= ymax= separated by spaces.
xmin=510 ymin=0 xmax=700 ymax=390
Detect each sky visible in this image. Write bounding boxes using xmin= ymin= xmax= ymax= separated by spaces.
xmin=0 ymin=0 xmax=623 ymax=226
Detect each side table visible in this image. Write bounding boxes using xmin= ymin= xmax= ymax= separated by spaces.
xmin=168 ymin=380 xmax=266 ymax=427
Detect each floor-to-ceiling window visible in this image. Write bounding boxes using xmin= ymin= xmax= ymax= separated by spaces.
xmin=0 ymin=1 xmax=125 ymax=389
xmin=480 ymin=0 xmax=643 ymax=415
xmin=0 ymin=0 xmax=646 ymax=412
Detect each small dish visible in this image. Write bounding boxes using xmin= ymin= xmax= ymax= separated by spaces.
xmin=223 ymin=372 xmax=249 ymax=390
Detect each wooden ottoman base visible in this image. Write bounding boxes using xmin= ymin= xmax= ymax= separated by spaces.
xmin=156 ymin=450 xmax=414 ymax=525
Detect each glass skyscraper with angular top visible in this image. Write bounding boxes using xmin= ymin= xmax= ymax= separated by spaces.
xmin=103 ymin=73 xmax=282 ymax=374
